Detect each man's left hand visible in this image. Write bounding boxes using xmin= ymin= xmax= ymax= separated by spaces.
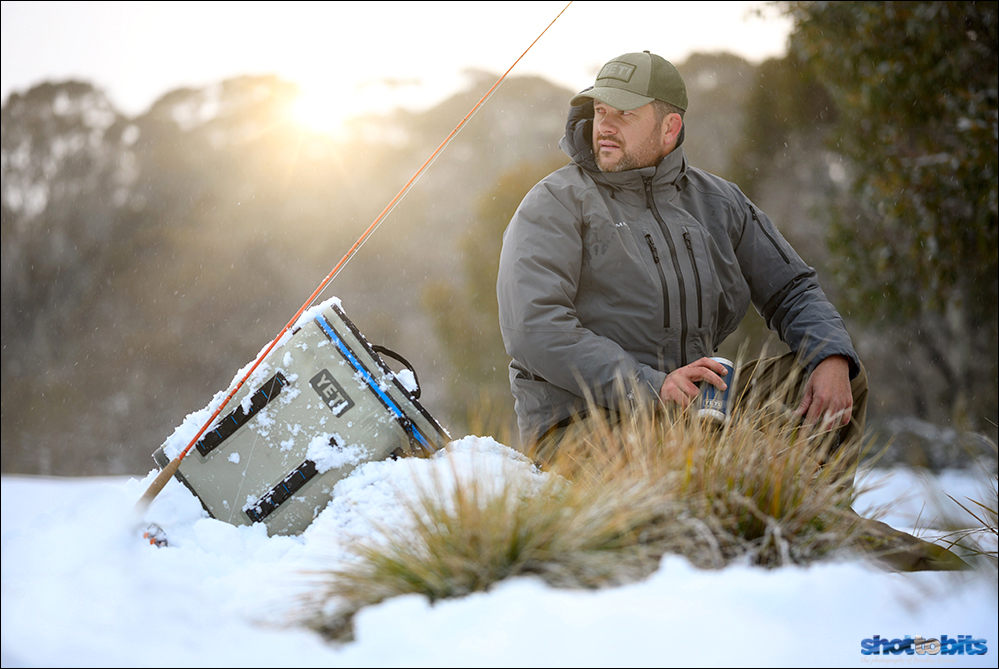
xmin=795 ymin=355 xmax=853 ymax=429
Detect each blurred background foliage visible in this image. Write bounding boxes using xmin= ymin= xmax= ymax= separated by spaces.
xmin=781 ymin=1 xmax=998 ymax=431
xmin=2 ymin=1 xmax=996 ymax=475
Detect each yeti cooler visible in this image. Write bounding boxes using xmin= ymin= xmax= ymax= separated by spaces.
xmin=152 ymin=299 xmax=450 ymax=535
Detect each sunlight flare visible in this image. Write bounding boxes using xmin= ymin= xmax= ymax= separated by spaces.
xmin=289 ymin=86 xmax=350 ymax=139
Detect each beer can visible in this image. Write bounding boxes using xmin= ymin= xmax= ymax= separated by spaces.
xmin=697 ymin=357 xmax=735 ymax=423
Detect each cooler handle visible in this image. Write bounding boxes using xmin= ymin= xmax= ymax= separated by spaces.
xmin=371 ymin=345 xmax=422 ymax=399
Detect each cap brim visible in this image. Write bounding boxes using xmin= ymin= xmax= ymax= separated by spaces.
xmin=569 ymin=86 xmax=654 ymax=111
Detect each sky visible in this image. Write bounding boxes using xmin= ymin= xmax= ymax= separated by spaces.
xmin=1 ymin=1 xmax=792 ymax=132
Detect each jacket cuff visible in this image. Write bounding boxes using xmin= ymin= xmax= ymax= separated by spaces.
xmin=637 ymin=367 xmax=667 ymax=407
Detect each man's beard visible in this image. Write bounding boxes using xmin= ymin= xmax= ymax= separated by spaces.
xmin=595 ymin=131 xmax=666 ymax=173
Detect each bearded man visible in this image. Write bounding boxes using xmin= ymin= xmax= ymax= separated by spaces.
xmin=496 ymin=51 xmax=867 ymax=463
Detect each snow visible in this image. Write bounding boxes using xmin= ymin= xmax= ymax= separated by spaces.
xmin=305 ymin=433 xmax=367 ymax=474
xmin=1 ymin=434 xmax=995 ymax=668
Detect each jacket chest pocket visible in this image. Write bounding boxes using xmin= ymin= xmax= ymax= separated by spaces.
xmin=681 ymin=226 xmax=716 ymax=331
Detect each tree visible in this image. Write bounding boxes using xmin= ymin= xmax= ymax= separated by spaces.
xmin=779 ymin=1 xmax=998 ymax=430
xmin=1 ymin=82 xmax=130 ymax=359
xmin=1 ymin=82 xmax=141 ymax=473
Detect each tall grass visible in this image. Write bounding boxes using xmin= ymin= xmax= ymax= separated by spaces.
xmin=938 ymin=441 xmax=998 ymax=570
xmin=301 ymin=378 xmax=878 ymax=641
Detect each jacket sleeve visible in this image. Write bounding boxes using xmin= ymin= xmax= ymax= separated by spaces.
xmin=496 ymin=178 xmax=666 ymax=411
xmin=734 ymin=196 xmax=861 ymax=377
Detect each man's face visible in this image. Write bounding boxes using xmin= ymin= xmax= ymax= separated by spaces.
xmin=592 ymin=101 xmax=667 ymax=172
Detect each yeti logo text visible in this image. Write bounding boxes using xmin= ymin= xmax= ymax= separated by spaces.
xmin=860 ymin=635 xmax=988 ymax=655
xmin=598 ymin=61 xmax=635 ymax=83
xmin=310 ymin=369 xmax=355 ymax=417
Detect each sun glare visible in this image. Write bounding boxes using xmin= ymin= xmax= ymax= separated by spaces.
xmin=289 ymin=87 xmax=350 ymax=139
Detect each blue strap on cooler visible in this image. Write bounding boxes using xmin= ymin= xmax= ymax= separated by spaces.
xmin=314 ymin=312 xmax=436 ymax=454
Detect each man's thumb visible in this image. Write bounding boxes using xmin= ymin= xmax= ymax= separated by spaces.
xmin=794 ymin=387 xmax=812 ymax=418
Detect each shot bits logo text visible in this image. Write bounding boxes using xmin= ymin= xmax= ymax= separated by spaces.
xmin=861 ymin=635 xmax=988 ymax=656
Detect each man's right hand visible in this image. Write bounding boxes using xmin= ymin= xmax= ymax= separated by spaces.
xmin=659 ymin=357 xmax=729 ymax=407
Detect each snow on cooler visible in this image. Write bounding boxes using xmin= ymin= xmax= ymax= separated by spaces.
xmin=305 ymin=433 xmax=368 ymax=474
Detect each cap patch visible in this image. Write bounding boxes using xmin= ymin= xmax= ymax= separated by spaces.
xmin=598 ymin=61 xmax=636 ymax=83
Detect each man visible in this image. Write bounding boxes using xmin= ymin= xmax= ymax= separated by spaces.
xmin=496 ymin=51 xmax=867 ymax=462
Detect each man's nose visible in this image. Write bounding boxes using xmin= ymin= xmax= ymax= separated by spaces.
xmin=596 ymin=116 xmax=617 ymax=135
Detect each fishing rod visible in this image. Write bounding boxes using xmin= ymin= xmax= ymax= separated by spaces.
xmin=135 ymin=1 xmax=573 ymax=510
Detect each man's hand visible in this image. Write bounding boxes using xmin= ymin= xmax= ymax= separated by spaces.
xmin=660 ymin=357 xmax=729 ymax=407
xmin=796 ymin=354 xmax=853 ymax=429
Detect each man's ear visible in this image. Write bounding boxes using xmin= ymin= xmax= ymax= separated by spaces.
xmin=662 ymin=113 xmax=683 ymax=149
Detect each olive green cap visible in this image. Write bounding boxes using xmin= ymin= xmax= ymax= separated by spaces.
xmin=570 ymin=51 xmax=688 ymax=111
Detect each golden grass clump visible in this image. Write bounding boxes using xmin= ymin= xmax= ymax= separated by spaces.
xmin=302 ymin=375 xmax=875 ymax=641
xmin=545 ymin=387 xmax=863 ymax=569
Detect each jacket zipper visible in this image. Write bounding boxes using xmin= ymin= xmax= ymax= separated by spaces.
xmin=644 ymin=235 xmax=670 ymax=329
xmin=644 ymin=177 xmax=688 ymax=367
xmin=683 ymin=231 xmax=704 ymax=329
xmin=750 ymin=205 xmax=790 ymax=264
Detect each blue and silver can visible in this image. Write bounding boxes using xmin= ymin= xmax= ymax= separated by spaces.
xmin=698 ymin=357 xmax=735 ymax=423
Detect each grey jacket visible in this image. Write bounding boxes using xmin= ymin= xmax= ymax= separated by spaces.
xmin=497 ymin=104 xmax=859 ymax=443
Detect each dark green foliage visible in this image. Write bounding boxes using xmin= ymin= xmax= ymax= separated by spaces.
xmin=775 ymin=1 xmax=998 ymax=430
xmin=785 ymin=1 xmax=997 ymax=321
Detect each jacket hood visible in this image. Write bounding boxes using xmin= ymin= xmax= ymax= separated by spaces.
xmin=559 ymin=99 xmax=599 ymax=171
xmin=558 ymin=98 xmax=689 ymax=192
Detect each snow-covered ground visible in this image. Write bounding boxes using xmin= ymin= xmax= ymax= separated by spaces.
xmin=2 ymin=434 xmax=995 ymax=668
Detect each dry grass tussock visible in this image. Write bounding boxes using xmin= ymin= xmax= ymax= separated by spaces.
xmin=937 ymin=440 xmax=998 ymax=570
xmin=301 ymin=375 xmax=881 ymax=641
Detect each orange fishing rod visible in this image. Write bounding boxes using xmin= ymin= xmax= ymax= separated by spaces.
xmin=135 ymin=1 xmax=573 ymax=510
